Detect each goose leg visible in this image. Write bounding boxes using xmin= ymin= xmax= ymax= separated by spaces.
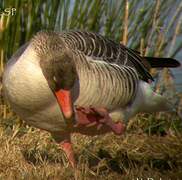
xmin=60 ymin=138 xmax=76 ymax=168
xmin=75 ymin=107 xmax=125 ymax=135
xmin=89 ymin=108 xmax=125 ymax=135
xmin=52 ymin=133 xmax=76 ymax=168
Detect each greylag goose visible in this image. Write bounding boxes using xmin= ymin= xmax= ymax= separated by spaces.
xmin=2 ymin=30 xmax=180 ymax=167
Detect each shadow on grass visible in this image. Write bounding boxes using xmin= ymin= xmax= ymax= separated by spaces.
xmin=22 ymin=149 xmax=63 ymax=165
xmin=94 ymin=148 xmax=178 ymax=174
xmin=97 ymin=149 xmax=123 ymax=174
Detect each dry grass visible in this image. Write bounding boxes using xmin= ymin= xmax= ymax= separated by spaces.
xmin=0 ymin=107 xmax=182 ymax=179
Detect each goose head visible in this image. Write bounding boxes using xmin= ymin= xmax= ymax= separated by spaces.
xmin=31 ymin=31 xmax=78 ymax=123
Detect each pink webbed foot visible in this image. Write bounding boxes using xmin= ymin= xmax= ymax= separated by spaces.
xmin=75 ymin=107 xmax=125 ymax=135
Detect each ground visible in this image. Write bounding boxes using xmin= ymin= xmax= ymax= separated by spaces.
xmin=0 ymin=108 xmax=182 ymax=180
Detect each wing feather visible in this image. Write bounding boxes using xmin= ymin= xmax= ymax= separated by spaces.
xmin=61 ymin=30 xmax=153 ymax=82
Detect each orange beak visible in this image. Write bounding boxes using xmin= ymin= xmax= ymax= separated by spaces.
xmin=55 ymin=89 xmax=73 ymax=119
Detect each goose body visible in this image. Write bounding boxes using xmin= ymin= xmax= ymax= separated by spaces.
xmin=2 ymin=30 xmax=180 ymax=167
xmin=3 ymin=45 xmax=67 ymax=132
xmin=3 ymin=41 xmax=138 ymax=131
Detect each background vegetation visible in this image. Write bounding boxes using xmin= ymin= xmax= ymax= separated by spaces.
xmin=0 ymin=0 xmax=182 ymax=179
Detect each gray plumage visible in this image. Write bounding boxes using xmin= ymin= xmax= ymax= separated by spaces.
xmin=3 ymin=30 xmax=174 ymax=137
xmin=31 ymin=31 xmax=140 ymax=111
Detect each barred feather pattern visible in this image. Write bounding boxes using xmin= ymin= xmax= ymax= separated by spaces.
xmin=60 ymin=31 xmax=153 ymax=82
xmin=31 ymin=31 xmax=140 ymax=110
xmin=71 ymin=51 xmax=139 ymax=110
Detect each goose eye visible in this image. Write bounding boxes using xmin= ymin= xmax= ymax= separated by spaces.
xmin=53 ymin=76 xmax=57 ymax=83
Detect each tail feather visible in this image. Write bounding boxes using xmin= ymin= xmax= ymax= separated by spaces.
xmin=144 ymin=57 xmax=180 ymax=68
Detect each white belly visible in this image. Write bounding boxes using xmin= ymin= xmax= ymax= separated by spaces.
xmin=3 ymin=51 xmax=66 ymax=132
